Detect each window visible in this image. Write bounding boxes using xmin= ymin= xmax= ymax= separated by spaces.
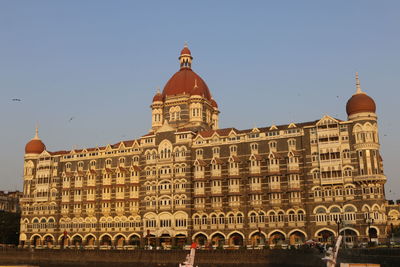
xmin=269 ymin=141 xmax=277 ymax=150
xmin=250 ymin=143 xmax=258 ymax=151
xmin=212 ymin=147 xmax=220 ymax=156
xmin=229 ymin=145 xmax=237 ymax=153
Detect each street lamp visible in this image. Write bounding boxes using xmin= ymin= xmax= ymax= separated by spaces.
xmin=365 ymin=217 xmax=374 ymax=244
xmin=335 ymin=217 xmax=342 ymax=238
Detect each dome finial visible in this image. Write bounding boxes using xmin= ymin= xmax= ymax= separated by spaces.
xmin=184 ymin=41 xmax=188 ymax=48
xmin=356 ymin=72 xmax=362 ymax=94
xmin=34 ymin=124 xmax=40 ymax=140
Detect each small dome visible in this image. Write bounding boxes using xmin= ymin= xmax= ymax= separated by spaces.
xmin=346 ymin=93 xmax=376 ymax=116
xmin=25 ymin=139 xmax=46 ymax=154
xmin=346 ymin=73 xmax=376 ymax=116
xmin=152 ymin=91 xmax=163 ymax=102
xmin=25 ymin=128 xmax=45 ymax=154
xmin=211 ymin=99 xmax=218 ymax=108
xmin=180 ymin=46 xmax=191 ymax=56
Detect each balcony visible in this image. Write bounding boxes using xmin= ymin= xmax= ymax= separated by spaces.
xmin=211 ymin=202 xmax=223 ymax=209
xmin=130 ymin=176 xmax=139 ymax=183
xmin=229 ymin=201 xmax=241 ymax=208
xmin=102 ymin=178 xmax=111 ymax=186
xmin=116 ymin=193 xmax=125 ymax=200
xmin=250 ymin=183 xmax=262 ymax=191
xmin=116 ymin=177 xmax=125 ymax=185
xmin=74 ymin=196 xmax=82 ymax=202
xmin=194 ymin=171 xmax=205 ymax=179
xmin=249 ymin=166 xmax=261 ymax=174
xmin=228 ymin=186 xmax=240 ymax=193
xmin=211 ymin=187 xmax=222 ymax=195
xmin=250 ymin=200 xmax=263 ymax=207
xmin=268 ymin=165 xmax=280 ymax=174
xmin=194 ymin=188 xmax=205 ymax=195
xmin=194 ymin=203 xmax=205 ymax=210
xmin=353 ymin=174 xmax=386 ymax=183
xmin=130 ymin=191 xmax=139 ymax=199
xmin=87 ymin=179 xmax=96 ymax=187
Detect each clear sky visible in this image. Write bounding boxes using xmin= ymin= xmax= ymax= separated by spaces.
xmin=0 ymin=1 xmax=399 ymax=199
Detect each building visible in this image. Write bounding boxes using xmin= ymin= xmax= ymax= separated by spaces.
xmin=0 ymin=190 xmax=22 ymax=213
xmin=20 ymin=45 xmax=391 ymax=249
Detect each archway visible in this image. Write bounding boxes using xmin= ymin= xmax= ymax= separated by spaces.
xmin=144 ymin=234 xmax=156 ymax=248
xmin=194 ymin=233 xmax=207 ymax=246
xmin=175 ymin=234 xmax=187 ymax=248
xmin=61 ymin=236 xmax=70 ymax=248
xmin=115 ymin=234 xmax=125 ymax=248
xmin=100 ymin=235 xmax=112 ymax=246
xmin=128 ymin=235 xmax=140 ymax=247
xmin=32 ymin=235 xmax=42 ymax=247
xmin=289 ymin=231 xmax=306 ymax=246
xmin=250 ymin=232 xmax=266 ymax=246
xmin=368 ymin=227 xmax=378 ymax=243
xmin=72 ymin=235 xmax=82 ymax=247
xmin=85 ymin=235 xmax=96 ymax=246
xmin=211 ymin=233 xmax=225 ymax=248
xmin=269 ymin=231 xmax=285 ymax=246
xmin=160 ymin=233 xmax=171 ymax=248
xmin=44 ymin=235 xmax=54 ymax=248
xmin=340 ymin=229 xmax=358 ymax=247
xmin=228 ymin=233 xmax=244 ymax=247
xmin=317 ymin=229 xmax=335 ymax=244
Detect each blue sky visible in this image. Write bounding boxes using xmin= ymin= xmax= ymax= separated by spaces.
xmin=0 ymin=1 xmax=399 ymax=199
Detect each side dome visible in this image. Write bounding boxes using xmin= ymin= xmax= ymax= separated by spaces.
xmin=211 ymin=98 xmax=218 ymax=108
xmin=25 ymin=128 xmax=46 ymax=154
xmin=162 ymin=68 xmax=212 ymax=100
xmin=152 ymin=90 xmax=163 ymax=102
xmin=346 ymin=73 xmax=376 ymax=116
xmin=346 ymin=93 xmax=376 ymax=116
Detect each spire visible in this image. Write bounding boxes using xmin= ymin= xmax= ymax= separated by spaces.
xmin=356 ymin=72 xmax=363 ymax=94
xmin=179 ymin=43 xmax=193 ymax=69
xmin=33 ymin=125 xmax=40 ymax=140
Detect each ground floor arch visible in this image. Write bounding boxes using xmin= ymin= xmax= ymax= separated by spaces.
xmin=193 ymin=232 xmax=208 ymax=246
xmin=114 ymin=234 xmax=126 ymax=248
xmin=84 ymin=234 xmax=96 ymax=246
xmin=175 ymin=234 xmax=187 ymax=248
xmin=31 ymin=234 xmax=42 ymax=247
xmin=72 ymin=234 xmax=83 ymax=247
xmin=315 ymin=228 xmax=335 ymax=244
xmin=43 ymin=234 xmax=55 ymax=248
xmin=100 ymin=234 xmax=112 ymax=246
xmin=228 ymin=232 xmax=244 ymax=247
xmin=288 ymin=230 xmax=306 ymax=246
xmin=128 ymin=234 xmax=141 ymax=246
xmin=268 ymin=231 xmax=286 ymax=246
xmin=211 ymin=232 xmax=226 ymax=248
xmin=249 ymin=231 xmax=267 ymax=246
xmin=340 ymin=228 xmax=359 ymax=247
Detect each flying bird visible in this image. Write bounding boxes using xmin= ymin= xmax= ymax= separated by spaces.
xmin=68 ymin=117 xmax=75 ymax=122
xmin=12 ymin=98 xmax=21 ymax=102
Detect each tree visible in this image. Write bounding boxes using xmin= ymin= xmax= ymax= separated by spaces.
xmin=0 ymin=211 xmax=20 ymax=245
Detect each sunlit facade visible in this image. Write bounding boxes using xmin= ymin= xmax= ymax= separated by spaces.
xmin=19 ymin=46 xmax=394 ymax=249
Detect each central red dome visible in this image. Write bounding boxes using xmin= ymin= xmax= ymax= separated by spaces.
xmin=162 ymin=68 xmax=212 ymax=100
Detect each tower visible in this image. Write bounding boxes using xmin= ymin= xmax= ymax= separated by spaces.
xmin=150 ymin=44 xmax=219 ymax=131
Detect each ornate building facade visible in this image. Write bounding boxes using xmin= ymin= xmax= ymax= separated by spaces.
xmin=0 ymin=190 xmax=22 ymax=213
xmin=20 ymin=45 xmax=394 ymax=249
